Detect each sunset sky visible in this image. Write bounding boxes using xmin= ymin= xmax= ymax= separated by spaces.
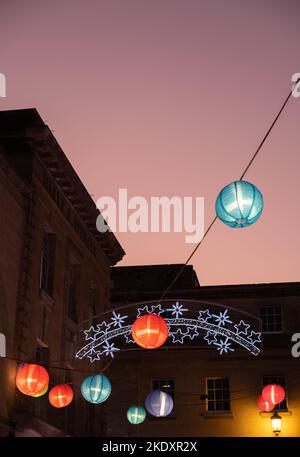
xmin=1 ymin=0 xmax=299 ymax=285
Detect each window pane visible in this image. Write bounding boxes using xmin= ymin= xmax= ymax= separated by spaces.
xmin=206 ymin=378 xmax=231 ymax=412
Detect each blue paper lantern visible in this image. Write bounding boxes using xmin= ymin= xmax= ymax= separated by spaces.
xmin=127 ymin=405 xmax=146 ymax=424
xmin=145 ymin=390 xmax=173 ymax=417
xmin=81 ymin=375 xmax=111 ymax=404
xmin=215 ymin=180 xmax=263 ymax=228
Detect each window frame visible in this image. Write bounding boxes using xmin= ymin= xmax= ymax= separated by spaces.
xmin=259 ymin=306 xmax=284 ymax=334
xmin=206 ymin=377 xmax=231 ymax=413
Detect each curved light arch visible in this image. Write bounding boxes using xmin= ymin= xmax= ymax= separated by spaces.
xmin=76 ymin=299 xmax=262 ymax=362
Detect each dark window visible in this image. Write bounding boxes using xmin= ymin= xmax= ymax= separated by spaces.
xmin=260 ymin=307 xmax=283 ymax=333
xmin=40 ymin=231 xmax=55 ymax=296
xmin=152 ymin=379 xmax=175 ymax=412
xmin=207 ymin=378 xmax=231 ymax=412
xmin=36 ymin=346 xmax=50 ymax=367
xmin=67 ymin=264 xmax=80 ymax=323
xmin=89 ymin=288 xmax=97 ymax=327
xmin=263 ymin=376 xmax=288 ymax=411
xmin=41 ymin=306 xmax=49 ymax=342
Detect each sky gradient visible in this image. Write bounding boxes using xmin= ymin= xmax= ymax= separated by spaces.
xmin=0 ymin=0 xmax=299 ymax=285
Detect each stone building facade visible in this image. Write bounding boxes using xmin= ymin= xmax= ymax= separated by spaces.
xmin=0 ymin=109 xmax=125 ymax=436
xmin=107 ymin=265 xmax=300 ymax=437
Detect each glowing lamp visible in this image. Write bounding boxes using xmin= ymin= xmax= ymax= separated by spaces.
xmin=131 ymin=314 xmax=168 ymax=349
xmin=262 ymin=384 xmax=285 ymax=405
xmin=127 ymin=405 xmax=146 ymax=424
xmin=145 ymin=390 xmax=173 ymax=417
xmin=35 ymin=385 xmax=49 ymax=398
xmin=16 ymin=363 xmax=49 ymax=397
xmin=215 ymin=180 xmax=263 ymax=228
xmin=271 ymin=412 xmax=282 ymax=436
xmin=49 ymin=384 xmax=73 ymax=408
xmin=256 ymin=394 xmax=274 ymax=412
xmin=81 ymin=375 xmax=111 ymax=404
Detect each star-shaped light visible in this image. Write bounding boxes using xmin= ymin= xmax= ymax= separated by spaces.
xmin=97 ymin=321 xmax=111 ymax=334
xmin=124 ymin=332 xmax=135 ymax=344
xmin=214 ymin=337 xmax=234 ymax=355
xmin=248 ymin=330 xmax=261 ymax=345
xmin=186 ymin=326 xmax=199 ymax=340
xmin=234 ymin=320 xmax=250 ymax=336
xmin=198 ymin=310 xmax=212 ymax=321
xmin=84 ymin=326 xmax=98 ymax=341
xmin=204 ymin=331 xmax=217 ymax=345
xmin=167 ymin=302 xmax=189 ymax=319
xmin=170 ymin=328 xmax=188 ymax=344
xmin=212 ymin=309 xmax=232 ymax=327
xmin=87 ymin=348 xmax=101 ymax=363
xmin=102 ymin=341 xmax=120 ymax=358
xmin=110 ymin=310 xmax=128 ymax=328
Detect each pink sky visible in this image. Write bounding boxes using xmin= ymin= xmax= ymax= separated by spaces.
xmin=0 ymin=0 xmax=299 ymax=285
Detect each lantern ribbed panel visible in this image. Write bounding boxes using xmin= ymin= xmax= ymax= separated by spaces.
xmin=256 ymin=394 xmax=274 ymax=412
xmin=49 ymin=384 xmax=73 ymax=408
xmin=81 ymin=375 xmax=111 ymax=404
xmin=262 ymin=384 xmax=285 ymax=405
xmin=215 ymin=181 xmax=263 ymax=228
xmin=131 ymin=314 xmax=168 ymax=349
xmin=145 ymin=390 xmax=173 ymax=417
xmin=127 ymin=405 xmax=146 ymax=424
xmin=16 ymin=363 xmax=49 ymax=397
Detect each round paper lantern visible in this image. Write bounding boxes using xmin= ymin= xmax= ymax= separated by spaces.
xmin=35 ymin=385 xmax=49 ymax=398
xmin=81 ymin=375 xmax=111 ymax=404
xmin=262 ymin=384 xmax=285 ymax=405
xmin=49 ymin=384 xmax=73 ymax=408
xmin=256 ymin=394 xmax=274 ymax=412
xmin=131 ymin=314 xmax=168 ymax=349
xmin=127 ymin=405 xmax=146 ymax=424
xmin=215 ymin=180 xmax=263 ymax=228
xmin=16 ymin=363 xmax=49 ymax=397
xmin=145 ymin=390 xmax=173 ymax=417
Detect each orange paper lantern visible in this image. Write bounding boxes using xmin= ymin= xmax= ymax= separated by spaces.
xmin=16 ymin=363 xmax=49 ymax=397
xmin=49 ymin=384 xmax=73 ymax=408
xmin=256 ymin=394 xmax=274 ymax=412
xmin=262 ymin=384 xmax=285 ymax=405
xmin=131 ymin=314 xmax=168 ymax=349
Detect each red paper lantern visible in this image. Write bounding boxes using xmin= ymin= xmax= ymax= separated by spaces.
xmin=16 ymin=363 xmax=49 ymax=397
xmin=256 ymin=394 xmax=274 ymax=412
xmin=262 ymin=384 xmax=285 ymax=405
xmin=49 ymin=384 xmax=73 ymax=408
xmin=131 ymin=314 xmax=168 ymax=349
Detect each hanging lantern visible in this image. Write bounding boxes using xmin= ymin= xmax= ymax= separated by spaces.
xmin=262 ymin=384 xmax=285 ymax=405
xmin=127 ymin=405 xmax=146 ymax=424
xmin=131 ymin=314 xmax=168 ymax=349
xmin=49 ymin=384 xmax=73 ymax=408
xmin=256 ymin=394 xmax=274 ymax=412
xmin=145 ymin=390 xmax=173 ymax=417
xmin=81 ymin=375 xmax=111 ymax=404
xmin=16 ymin=363 xmax=49 ymax=397
xmin=35 ymin=385 xmax=49 ymax=398
xmin=215 ymin=180 xmax=263 ymax=228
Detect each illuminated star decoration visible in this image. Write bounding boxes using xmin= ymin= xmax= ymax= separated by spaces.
xmin=167 ymin=302 xmax=188 ymax=319
xmin=102 ymin=341 xmax=120 ymax=358
xmin=110 ymin=310 xmax=128 ymax=328
xmin=84 ymin=326 xmax=98 ymax=341
xmin=76 ymin=302 xmax=262 ymax=362
xmin=214 ymin=337 xmax=234 ymax=355
xmin=171 ymin=328 xmax=189 ymax=344
xmin=234 ymin=320 xmax=250 ymax=336
xmin=212 ymin=309 xmax=232 ymax=327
